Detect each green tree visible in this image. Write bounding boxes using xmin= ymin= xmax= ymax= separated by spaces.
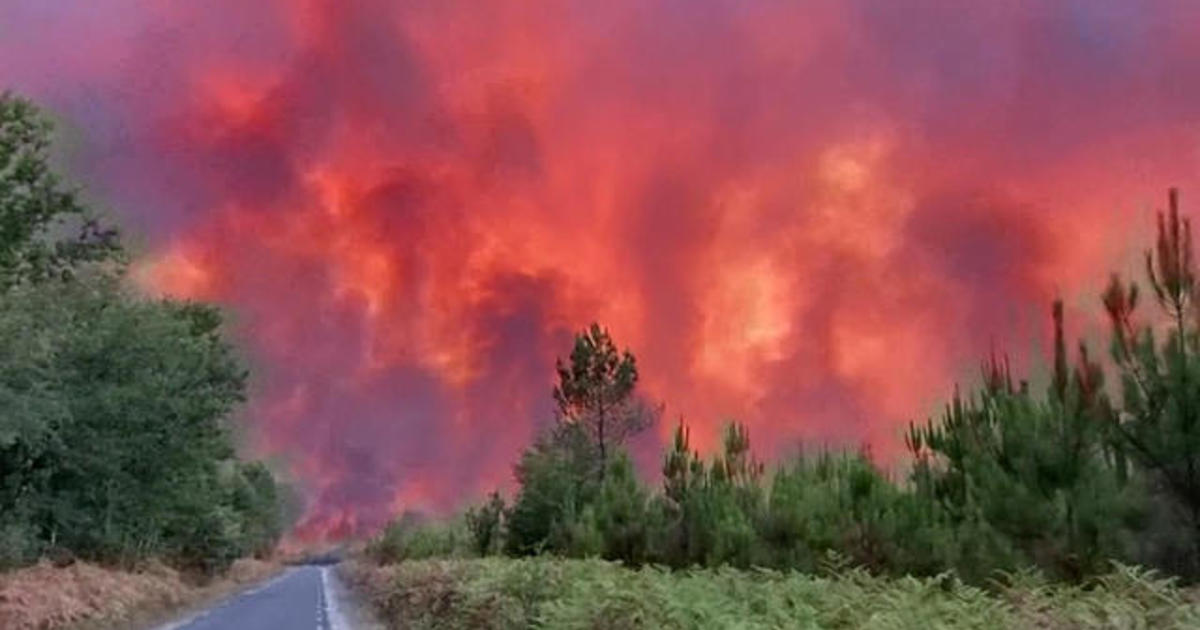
xmin=709 ymin=422 xmax=764 ymax=489
xmin=0 ymin=93 xmax=120 ymax=289
xmin=466 ymin=491 xmax=506 ymax=556
xmin=0 ymin=94 xmax=284 ymax=572
xmin=650 ymin=421 xmax=766 ymax=569
xmin=508 ymin=324 xmax=657 ymax=555
xmin=505 ymin=422 xmax=597 ymax=555
xmin=907 ymin=307 xmax=1137 ymax=580
xmin=1103 ymin=188 xmax=1200 ymax=573
xmin=228 ymin=461 xmax=286 ymax=559
xmin=553 ymin=323 xmax=655 ymax=480
xmin=654 ymin=420 xmax=706 ymax=566
xmin=762 ymin=452 xmax=894 ymax=573
xmin=0 ymin=266 xmax=281 ymax=571
xmin=590 ymin=453 xmax=649 ymax=565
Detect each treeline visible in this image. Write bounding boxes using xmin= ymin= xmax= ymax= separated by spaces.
xmin=0 ymin=94 xmax=287 ymax=573
xmin=373 ymin=189 xmax=1200 ymax=584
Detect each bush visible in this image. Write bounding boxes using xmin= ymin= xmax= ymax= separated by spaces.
xmin=368 ymin=513 xmax=472 ymax=564
xmin=908 ymin=353 xmax=1141 ymax=579
xmin=465 ymin=492 xmax=506 ymax=556
xmin=589 ymin=454 xmax=650 ymax=565
xmin=228 ymin=462 xmax=286 ymax=559
xmin=504 ymin=422 xmax=598 ymax=556
xmin=0 ymin=521 xmax=41 ymax=570
xmin=0 ymin=277 xmax=286 ymax=572
xmin=350 ymin=557 xmax=1200 ymax=630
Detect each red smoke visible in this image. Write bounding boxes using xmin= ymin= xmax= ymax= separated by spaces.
xmin=4 ymin=0 xmax=1200 ymax=537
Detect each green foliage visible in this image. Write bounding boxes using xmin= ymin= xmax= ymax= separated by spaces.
xmin=0 ymin=93 xmax=121 ymax=289
xmin=503 ymin=324 xmax=659 ymax=557
xmin=354 ymin=557 xmax=1200 ymax=630
xmin=465 ymin=491 xmax=506 ymax=556
xmin=553 ymin=323 xmax=655 ymax=480
xmin=0 ymin=94 xmax=283 ymax=573
xmin=368 ymin=513 xmax=472 ymax=564
xmin=505 ymin=421 xmax=599 ymax=556
xmin=907 ymin=303 xmax=1140 ymax=581
xmin=763 ymin=452 xmax=928 ymax=575
xmin=650 ymin=421 xmax=768 ymax=569
xmin=654 ymin=421 xmax=706 ymax=566
xmin=589 ymin=453 xmax=650 ymax=565
xmin=0 ymin=278 xmax=282 ymax=571
xmin=228 ymin=461 xmax=286 ymax=559
xmin=404 ymin=189 xmax=1200 ymax=588
xmin=1103 ymin=190 xmax=1200 ymax=574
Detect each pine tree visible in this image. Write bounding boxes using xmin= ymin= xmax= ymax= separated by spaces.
xmin=553 ymin=323 xmax=655 ymax=480
xmin=906 ymin=300 xmax=1135 ymax=580
xmin=1103 ymin=188 xmax=1200 ymax=569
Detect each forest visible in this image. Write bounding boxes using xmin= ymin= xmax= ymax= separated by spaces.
xmin=6 ymin=87 xmax=1200 ymax=627
xmin=366 ymin=189 xmax=1200 ymax=586
xmin=350 ymin=170 xmax=1200 ymax=628
xmin=0 ymin=93 xmax=287 ymax=575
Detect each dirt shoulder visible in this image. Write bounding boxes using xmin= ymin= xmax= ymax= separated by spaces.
xmin=0 ymin=558 xmax=281 ymax=630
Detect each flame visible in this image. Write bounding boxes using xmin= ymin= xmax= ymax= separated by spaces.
xmin=5 ymin=0 xmax=1200 ymax=538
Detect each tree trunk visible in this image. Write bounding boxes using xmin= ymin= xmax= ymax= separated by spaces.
xmin=597 ymin=395 xmax=607 ymax=483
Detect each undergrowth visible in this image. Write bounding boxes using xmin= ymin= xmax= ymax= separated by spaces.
xmin=345 ymin=557 xmax=1200 ymax=630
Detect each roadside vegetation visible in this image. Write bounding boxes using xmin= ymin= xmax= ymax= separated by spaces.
xmin=345 ymin=557 xmax=1200 ymax=630
xmin=0 ymin=93 xmax=289 ymax=623
xmin=356 ymin=188 xmax=1200 ymax=626
xmin=0 ymin=557 xmax=278 ymax=630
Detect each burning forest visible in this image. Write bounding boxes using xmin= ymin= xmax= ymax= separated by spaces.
xmin=3 ymin=0 xmax=1200 ymax=539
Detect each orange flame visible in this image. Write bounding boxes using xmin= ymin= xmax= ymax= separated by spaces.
xmin=5 ymin=0 xmax=1200 ymax=538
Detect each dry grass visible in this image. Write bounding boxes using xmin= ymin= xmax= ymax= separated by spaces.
xmin=0 ymin=558 xmax=279 ymax=630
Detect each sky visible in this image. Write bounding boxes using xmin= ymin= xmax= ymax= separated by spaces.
xmin=3 ymin=0 xmax=1200 ymax=536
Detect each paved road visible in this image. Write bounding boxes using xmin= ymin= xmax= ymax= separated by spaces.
xmin=159 ymin=566 xmax=349 ymax=630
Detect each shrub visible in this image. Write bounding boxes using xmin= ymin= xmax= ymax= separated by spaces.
xmin=352 ymin=557 xmax=1200 ymax=630
xmin=589 ymin=454 xmax=650 ymax=565
xmin=465 ymin=492 xmax=506 ymax=556
xmin=504 ymin=422 xmax=598 ymax=556
xmin=368 ymin=513 xmax=471 ymax=564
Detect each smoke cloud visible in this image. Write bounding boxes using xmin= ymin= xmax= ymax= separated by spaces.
xmin=3 ymin=0 xmax=1200 ymax=535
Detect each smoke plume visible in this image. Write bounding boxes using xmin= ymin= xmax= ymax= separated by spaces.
xmin=3 ymin=0 xmax=1200 ymax=535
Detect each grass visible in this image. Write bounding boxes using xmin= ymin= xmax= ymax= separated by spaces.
xmin=0 ymin=557 xmax=280 ymax=630
xmin=343 ymin=557 xmax=1200 ymax=629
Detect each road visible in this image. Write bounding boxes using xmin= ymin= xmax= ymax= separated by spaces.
xmin=157 ymin=566 xmax=352 ymax=630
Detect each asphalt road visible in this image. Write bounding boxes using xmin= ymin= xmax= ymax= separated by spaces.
xmin=159 ymin=566 xmax=349 ymax=630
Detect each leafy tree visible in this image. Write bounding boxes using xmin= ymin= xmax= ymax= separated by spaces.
xmin=228 ymin=461 xmax=286 ymax=559
xmin=553 ymin=323 xmax=656 ymax=480
xmin=0 ymin=93 xmax=120 ymax=289
xmin=662 ymin=420 xmax=704 ymax=506
xmin=0 ymin=278 xmax=248 ymax=566
xmin=0 ymin=94 xmax=285 ymax=572
xmin=505 ymin=422 xmax=597 ymax=556
xmin=368 ymin=511 xmax=471 ymax=564
xmin=0 ymin=255 xmax=287 ymax=572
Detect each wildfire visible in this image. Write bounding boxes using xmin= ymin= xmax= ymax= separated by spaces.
xmin=4 ymin=0 xmax=1199 ymax=538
